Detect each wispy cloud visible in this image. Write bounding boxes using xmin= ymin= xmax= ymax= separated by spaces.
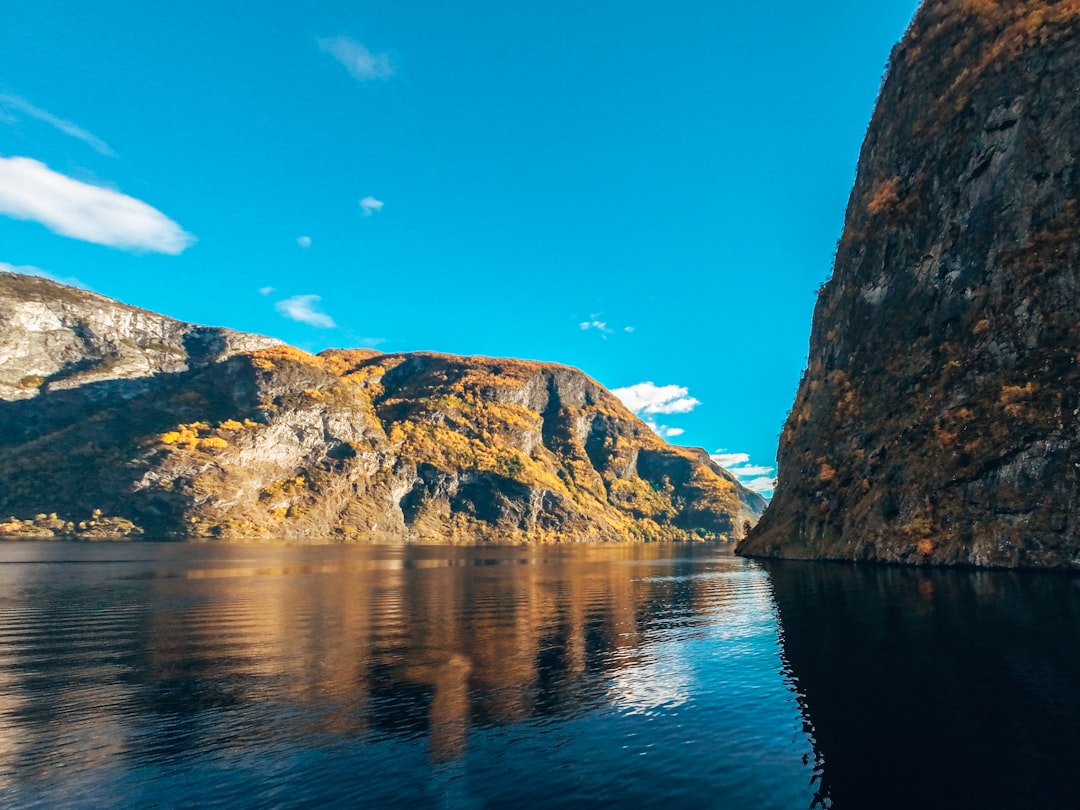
xmin=711 ymin=449 xmax=776 ymax=496
xmin=580 ymin=320 xmax=612 ymax=335
xmin=297 ymin=235 xmax=312 ymax=249
xmin=725 ymin=464 xmax=775 ymax=477
xmin=259 ymin=286 xmax=275 ymax=296
xmin=0 ymin=93 xmax=115 ymax=157
xmin=0 ymin=156 xmax=194 ymax=254
xmin=711 ymin=452 xmax=749 ymax=468
xmin=318 ymin=36 xmax=394 ymax=81
xmin=275 ymin=294 xmax=336 ymax=329
xmin=647 ymin=423 xmax=685 ymax=439
xmin=360 ymin=196 xmax=384 ymax=216
xmin=612 ymin=382 xmax=701 ymax=415
xmin=580 ymin=316 xmax=634 ymax=339
xmin=0 ymin=261 xmax=87 ymax=289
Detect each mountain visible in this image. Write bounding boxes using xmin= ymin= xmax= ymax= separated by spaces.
xmin=740 ymin=0 xmax=1080 ymax=566
xmin=0 ymin=271 xmax=764 ymax=542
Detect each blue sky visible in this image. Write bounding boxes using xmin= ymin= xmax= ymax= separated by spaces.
xmin=0 ymin=0 xmax=920 ymax=496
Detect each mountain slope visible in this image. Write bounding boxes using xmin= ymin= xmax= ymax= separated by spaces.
xmin=0 ymin=271 xmax=764 ymax=542
xmin=740 ymin=0 xmax=1080 ymax=566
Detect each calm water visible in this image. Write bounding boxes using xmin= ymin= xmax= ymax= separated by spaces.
xmin=0 ymin=544 xmax=1078 ymax=808
xmin=0 ymin=543 xmax=814 ymax=809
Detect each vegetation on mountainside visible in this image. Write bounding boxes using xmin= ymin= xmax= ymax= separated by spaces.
xmin=0 ymin=335 xmax=757 ymax=543
xmin=0 ymin=511 xmax=142 ymax=540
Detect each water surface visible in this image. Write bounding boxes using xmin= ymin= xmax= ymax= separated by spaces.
xmin=7 ymin=543 xmax=1076 ymax=808
xmin=768 ymin=560 xmax=1080 ymax=810
xmin=0 ymin=543 xmax=815 ymax=808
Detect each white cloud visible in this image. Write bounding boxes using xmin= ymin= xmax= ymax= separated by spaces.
xmin=726 ymin=464 xmax=775 ymax=477
xmin=711 ymin=452 xmax=749 ymax=468
xmin=647 ymin=422 xmax=685 ymax=439
xmin=0 ymin=156 xmax=194 ymax=254
xmin=297 ymin=235 xmax=312 ymax=249
xmin=360 ymin=196 xmax=384 ymax=216
xmin=318 ymin=36 xmax=394 ymax=81
xmin=0 ymin=93 xmax=115 ymax=157
xmin=741 ymin=477 xmax=776 ymax=495
xmin=612 ymin=382 xmax=701 ymax=415
xmin=258 ymin=286 xmax=275 ymax=296
xmin=624 ymin=326 xmax=635 ymax=333
xmin=275 ymin=294 xmax=336 ymax=329
xmin=580 ymin=320 xmax=612 ymax=335
xmin=0 ymin=261 xmax=87 ymax=289
xmin=711 ymin=449 xmax=776 ymax=496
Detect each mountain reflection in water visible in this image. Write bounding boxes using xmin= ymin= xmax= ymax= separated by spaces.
xmin=0 ymin=543 xmax=816 ymax=809
xmin=768 ymin=560 xmax=1080 ymax=810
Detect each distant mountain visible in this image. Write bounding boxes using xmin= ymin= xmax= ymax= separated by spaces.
xmin=0 ymin=271 xmax=764 ymax=542
xmin=740 ymin=0 xmax=1080 ymax=567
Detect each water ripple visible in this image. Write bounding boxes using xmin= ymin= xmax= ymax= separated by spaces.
xmin=0 ymin=543 xmax=815 ymax=809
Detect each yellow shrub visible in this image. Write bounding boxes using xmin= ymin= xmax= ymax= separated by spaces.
xmin=867 ymin=177 xmax=902 ymax=216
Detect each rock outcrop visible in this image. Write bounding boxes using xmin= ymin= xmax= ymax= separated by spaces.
xmin=740 ymin=0 xmax=1080 ymax=566
xmin=0 ymin=271 xmax=764 ymax=542
xmin=0 ymin=272 xmax=280 ymax=402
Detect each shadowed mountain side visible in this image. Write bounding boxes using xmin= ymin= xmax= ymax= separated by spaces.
xmin=742 ymin=1 xmax=1080 ymax=566
xmin=0 ymin=273 xmax=764 ymax=542
xmin=768 ymin=560 xmax=1080 ymax=809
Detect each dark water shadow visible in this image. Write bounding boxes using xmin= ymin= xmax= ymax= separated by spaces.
xmin=767 ymin=559 xmax=1080 ymax=809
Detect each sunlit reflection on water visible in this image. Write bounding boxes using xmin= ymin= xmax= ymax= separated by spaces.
xmin=0 ymin=542 xmax=815 ymax=808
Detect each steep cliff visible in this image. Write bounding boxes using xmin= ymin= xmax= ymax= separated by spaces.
xmin=0 ymin=271 xmax=764 ymax=542
xmin=741 ymin=0 xmax=1080 ymax=567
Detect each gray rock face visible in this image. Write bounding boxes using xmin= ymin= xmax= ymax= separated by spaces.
xmin=0 ymin=272 xmax=764 ymax=542
xmin=0 ymin=271 xmax=280 ymax=401
xmin=740 ymin=1 xmax=1080 ymax=567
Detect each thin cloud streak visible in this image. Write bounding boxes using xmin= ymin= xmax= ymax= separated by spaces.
xmin=0 ymin=93 xmax=115 ymax=157
xmin=725 ymin=464 xmax=775 ymax=477
xmin=0 ymin=261 xmax=88 ymax=290
xmin=318 ymin=36 xmax=394 ymax=81
xmin=275 ymin=294 xmax=336 ymax=329
xmin=0 ymin=156 xmax=194 ymax=254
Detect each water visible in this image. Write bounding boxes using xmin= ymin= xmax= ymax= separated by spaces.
xmin=0 ymin=544 xmax=1077 ymax=808
xmin=0 ymin=543 xmax=814 ymax=809
xmin=766 ymin=560 xmax=1080 ymax=810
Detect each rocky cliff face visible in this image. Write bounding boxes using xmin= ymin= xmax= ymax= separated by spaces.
xmin=0 ymin=272 xmax=280 ymax=402
xmin=740 ymin=0 xmax=1080 ymax=567
xmin=0 ymin=271 xmax=764 ymax=542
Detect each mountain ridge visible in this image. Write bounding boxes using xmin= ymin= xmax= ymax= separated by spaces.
xmin=0 ymin=271 xmax=764 ymax=542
